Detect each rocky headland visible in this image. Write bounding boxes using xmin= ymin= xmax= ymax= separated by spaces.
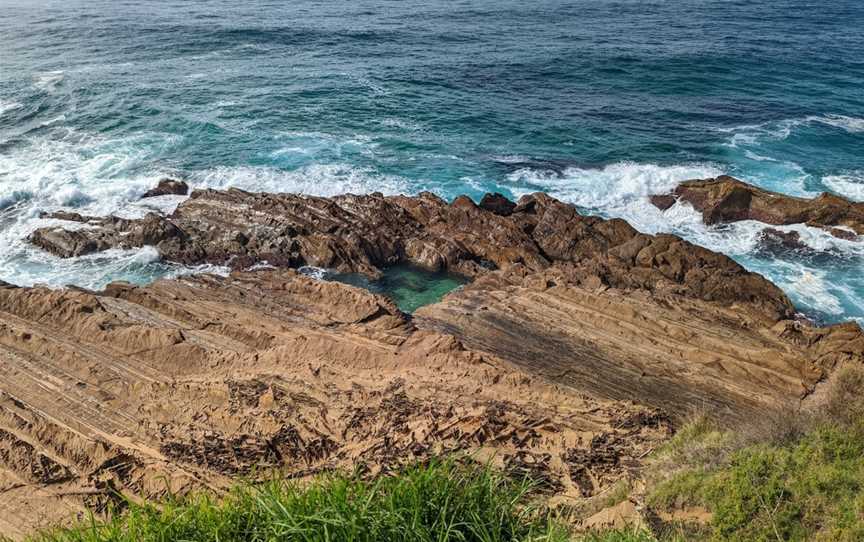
xmin=650 ymin=175 xmax=864 ymax=240
xmin=1 ymin=183 xmax=862 ymax=536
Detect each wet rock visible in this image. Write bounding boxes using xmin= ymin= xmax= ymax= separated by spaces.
xmin=653 ymin=175 xmax=864 ymax=236
xmin=141 ymin=179 xmax=189 ymax=198
xmin=830 ymin=227 xmax=858 ymax=241
xmin=28 ymin=188 xmax=795 ymax=321
xmin=650 ymin=194 xmax=677 ymax=211
xmin=29 ymin=228 xmax=105 ymax=258
xmin=38 ymin=210 xmax=95 ymax=223
xmin=757 ymin=228 xmax=808 ymax=254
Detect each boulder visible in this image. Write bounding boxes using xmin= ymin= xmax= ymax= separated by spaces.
xmin=652 ymin=176 xmax=864 ymax=236
xmin=141 ymin=178 xmax=189 ymax=198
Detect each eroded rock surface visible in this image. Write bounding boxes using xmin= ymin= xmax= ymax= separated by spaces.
xmin=7 ymin=186 xmax=864 ymax=536
xmin=652 ymin=175 xmax=864 ymax=238
xmin=0 ymin=270 xmax=669 ymax=536
xmin=31 ymin=188 xmax=793 ymax=320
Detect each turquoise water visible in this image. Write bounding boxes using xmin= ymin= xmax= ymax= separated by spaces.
xmin=0 ymin=0 xmax=863 ymax=324
xmin=323 ymin=266 xmax=467 ymax=314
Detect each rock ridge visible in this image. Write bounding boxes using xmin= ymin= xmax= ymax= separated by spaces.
xmin=31 ymin=188 xmax=794 ymax=322
xmin=651 ymin=175 xmax=864 ymax=239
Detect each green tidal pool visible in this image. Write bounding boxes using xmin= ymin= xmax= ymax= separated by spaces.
xmin=327 ymin=265 xmax=468 ymax=313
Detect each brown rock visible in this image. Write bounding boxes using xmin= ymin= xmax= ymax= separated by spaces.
xmin=478 ymin=192 xmax=517 ymax=216
xmin=655 ymin=175 xmax=864 ymax=235
xmin=28 ymin=188 xmax=795 ymax=321
xmin=0 ymin=269 xmax=672 ymax=534
xmin=829 ymin=227 xmax=858 ymax=241
xmin=650 ymin=193 xmax=677 ymax=211
xmin=5 ymin=187 xmax=864 ymax=536
xmin=415 ymin=264 xmax=864 ymax=423
xmin=141 ymin=178 xmax=189 ymax=198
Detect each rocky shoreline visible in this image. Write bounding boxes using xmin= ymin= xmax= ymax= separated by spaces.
xmin=651 ymin=175 xmax=864 ymax=240
xmin=1 ymin=180 xmax=862 ymax=536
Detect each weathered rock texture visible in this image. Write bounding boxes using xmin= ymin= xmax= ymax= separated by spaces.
xmin=6 ymin=186 xmax=863 ymax=536
xmin=651 ymin=175 xmax=864 ymax=238
xmin=32 ymin=188 xmax=793 ymax=320
xmin=0 ymin=270 xmax=669 ymax=536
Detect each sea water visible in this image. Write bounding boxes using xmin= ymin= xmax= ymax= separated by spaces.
xmin=322 ymin=265 xmax=468 ymax=314
xmin=1 ymin=0 xmax=863 ymax=323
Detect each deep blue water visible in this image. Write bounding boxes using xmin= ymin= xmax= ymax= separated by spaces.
xmin=1 ymin=0 xmax=863 ymax=324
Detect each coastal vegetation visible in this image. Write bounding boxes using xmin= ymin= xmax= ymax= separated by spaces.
xmin=19 ymin=460 xmax=568 ymax=542
xmin=22 ymin=414 xmax=864 ymax=542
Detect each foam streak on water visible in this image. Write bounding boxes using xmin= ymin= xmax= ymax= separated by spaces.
xmin=1 ymin=0 xmax=863 ymax=322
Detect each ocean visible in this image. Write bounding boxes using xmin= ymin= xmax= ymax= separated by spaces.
xmin=1 ymin=0 xmax=863 ymax=324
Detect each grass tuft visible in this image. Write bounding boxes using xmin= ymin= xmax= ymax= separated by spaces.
xmin=22 ymin=459 xmax=569 ymax=542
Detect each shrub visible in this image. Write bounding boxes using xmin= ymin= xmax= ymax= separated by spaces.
xmin=824 ymin=364 xmax=864 ymax=427
xmin=651 ymin=425 xmax=864 ymax=541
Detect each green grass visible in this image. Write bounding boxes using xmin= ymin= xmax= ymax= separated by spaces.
xmin=23 ymin=459 xmax=569 ymax=542
xmin=649 ymin=424 xmax=864 ymax=541
xmin=575 ymin=527 xmax=663 ymax=542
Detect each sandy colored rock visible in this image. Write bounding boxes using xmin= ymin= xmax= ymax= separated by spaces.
xmin=0 ymin=269 xmax=671 ymax=537
xmin=416 ymin=264 xmax=864 ymax=422
xmin=652 ymin=175 xmax=864 ymax=237
xmin=581 ymin=500 xmax=643 ymax=531
xmin=9 ymin=188 xmax=864 ymax=538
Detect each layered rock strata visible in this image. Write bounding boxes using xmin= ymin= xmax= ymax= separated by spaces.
xmin=3 ymin=186 xmax=862 ymax=536
xmin=0 ymin=270 xmax=669 ymax=536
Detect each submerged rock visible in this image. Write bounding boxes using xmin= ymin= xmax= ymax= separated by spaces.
xmin=652 ymin=175 xmax=864 ymax=236
xmin=757 ymin=228 xmax=809 ymax=254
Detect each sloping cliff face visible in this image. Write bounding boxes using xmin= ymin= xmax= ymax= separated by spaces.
xmin=2 ymin=187 xmax=862 ymax=535
xmin=0 ymin=271 xmax=670 ymax=536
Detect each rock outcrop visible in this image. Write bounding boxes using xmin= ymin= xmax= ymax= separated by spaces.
xmin=141 ymin=178 xmax=189 ymax=198
xmin=651 ymin=175 xmax=864 ymax=238
xmin=7 ymin=185 xmax=864 ymax=536
xmin=31 ymin=188 xmax=793 ymax=320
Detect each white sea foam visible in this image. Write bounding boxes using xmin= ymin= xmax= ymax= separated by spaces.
xmin=0 ymin=100 xmax=23 ymax=118
xmin=823 ymin=173 xmax=864 ymax=202
xmin=0 ymin=129 xmax=188 ymax=290
xmin=40 ymin=114 xmax=67 ymax=127
xmin=380 ymin=118 xmax=422 ymax=131
xmin=722 ymin=114 xmax=864 ymax=148
xmin=298 ymin=266 xmax=328 ymax=280
xmin=809 ymin=114 xmax=864 ymax=134
xmin=773 ymin=262 xmax=846 ymax=316
xmin=190 ymin=163 xmax=411 ymax=196
xmin=33 ymin=71 xmax=65 ymax=92
xmin=503 ymin=161 xmax=724 ymax=233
